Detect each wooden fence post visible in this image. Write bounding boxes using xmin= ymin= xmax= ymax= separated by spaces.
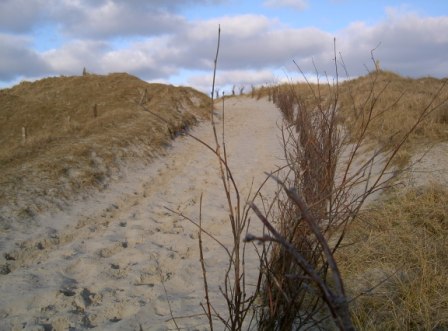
xmin=22 ymin=127 xmax=27 ymax=143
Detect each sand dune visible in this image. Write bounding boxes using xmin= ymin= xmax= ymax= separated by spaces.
xmin=0 ymin=97 xmax=284 ymax=330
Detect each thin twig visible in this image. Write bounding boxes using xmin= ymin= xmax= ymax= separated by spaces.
xmin=198 ymin=194 xmax=214 ymax=330
xmin=155 ymin=258 xmax=180 ymax=331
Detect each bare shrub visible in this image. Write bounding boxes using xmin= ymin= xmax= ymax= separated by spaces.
xmin=145 ymin=26 xmax=264 ymax=330
xmin=141 ymin=31 xmax=448 ymax=330
xmin=246 ymin=43 xmax=448 ymax=330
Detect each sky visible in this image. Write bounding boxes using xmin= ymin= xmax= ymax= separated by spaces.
xmin=1 ymin=0 xmax=447 ymax=93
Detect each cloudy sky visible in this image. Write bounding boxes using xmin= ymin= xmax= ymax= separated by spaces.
xmin=1 ymin=0 xmax=447 ymax=93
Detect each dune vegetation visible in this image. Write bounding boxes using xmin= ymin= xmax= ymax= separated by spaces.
xmin=0 ymin=65 xmax=447 ymax=330
xmin=245 ymin=69 xmax=448 ymax=330
xmin=0 ymin=72 xmax=210 ymax=222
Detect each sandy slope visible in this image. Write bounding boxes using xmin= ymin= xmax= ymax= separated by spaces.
xmin=0 ymin=97 xmax=284 ymax=330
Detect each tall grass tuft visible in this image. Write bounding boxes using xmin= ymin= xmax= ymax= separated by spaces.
xmin=338 ymin=185 xmax=448 ymax=330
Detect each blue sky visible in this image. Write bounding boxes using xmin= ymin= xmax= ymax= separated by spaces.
xmin=1 ymin=0 xmax=447 ymax=93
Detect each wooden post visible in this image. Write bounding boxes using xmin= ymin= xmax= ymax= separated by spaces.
xmin=138 ymin=88 xmax=147 ymax=105
xmin=22 ymin=127 xmax=27 ymax=143
xmin=375 ymin=59 xmax=381 ymax=72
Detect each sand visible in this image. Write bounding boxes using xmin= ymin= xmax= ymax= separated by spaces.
xmin=1 ymin=95 xmax=445 ymax=331
xmin=0 ymin=97 xmax=285 ymax=330
xmin=402 ymin=142 xmax=448 ymax=188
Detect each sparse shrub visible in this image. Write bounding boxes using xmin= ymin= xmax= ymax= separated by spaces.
xmin=247 ymin=57 xmax=448 ymax=330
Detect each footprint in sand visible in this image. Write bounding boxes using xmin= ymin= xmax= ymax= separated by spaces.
xmin=97 ymin=241 xmax=128 ymax=258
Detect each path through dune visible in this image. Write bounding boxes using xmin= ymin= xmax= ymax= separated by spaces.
xmin=0 ymin=97 xmax=284 ymax=330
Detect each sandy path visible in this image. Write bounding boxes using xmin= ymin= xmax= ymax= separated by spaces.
xmin=0 ymin=97 xmax=284 ymax=330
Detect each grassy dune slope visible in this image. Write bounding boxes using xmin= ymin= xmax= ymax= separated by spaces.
xmin=260 ymin=71 xmax=448 ymax=156
xmin=0 ymin=73 xmax=210 ymax=221
xmin=335 ymin=73 xmax=448 ymax=329
xmin=338 ymin=185 xmax=448 ymax=330
xmin=259 ymin=70 xmax=448 ymax=329
xmin=338 ymin=71 xmax=448 ymax=166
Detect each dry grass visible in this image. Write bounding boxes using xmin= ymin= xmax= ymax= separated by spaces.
xmin=248 ymin=68 xmax=448 ymax=330
xmin=338 ymin=71 xmax=448 ymax=166
xmin=252 ymin=73 xmax=353 ymax=329
xmin=258 ymin=71 xmax=448 ymax=167
xmin=338 ymin=185 xmax=448 ymax=330
xmin=0 ymin=73 xmax=210 ymax=220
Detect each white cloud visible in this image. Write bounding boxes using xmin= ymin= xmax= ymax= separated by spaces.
xmin=188 ymin=69 xmax=279 ymax=92
xmin=42 ymin=40 xmax=110 ymax=74
xmin=0 ymin=34 xmax=50 ymax=81
xmin=40 ymin=37 xmax=181 ymax=79
xmin=0 ymin=0 xmax=222 ymax=38
xmin=333 ymin=10 xmax=448 ymax=77
xmin=101 ymin=40 xmax=178 ymax=78
xmin=159 ymin=15 xmax=332 ymax=74
xmin=0 ymin=0 xmax=52 ymax=33
xmin=1 ymin=2 xmax=448 ymax=90
xmin=55 ymin=1 xmax=188 ymax=38
xmin=263 ymin=0 xmax=308 ymax=11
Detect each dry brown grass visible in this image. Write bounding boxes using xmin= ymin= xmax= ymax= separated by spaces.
xmin=258 ymin=71 xmax=448 ymax=167
xmin=249 ymin=69 xmax=448 ymax=330
xmin=0 ymin=73 xmax=210 ymax=220
xmin=338 ymin=71 xmax=448 ymax=166
xmin=338 ymin=184 xmax=448 ymax=330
